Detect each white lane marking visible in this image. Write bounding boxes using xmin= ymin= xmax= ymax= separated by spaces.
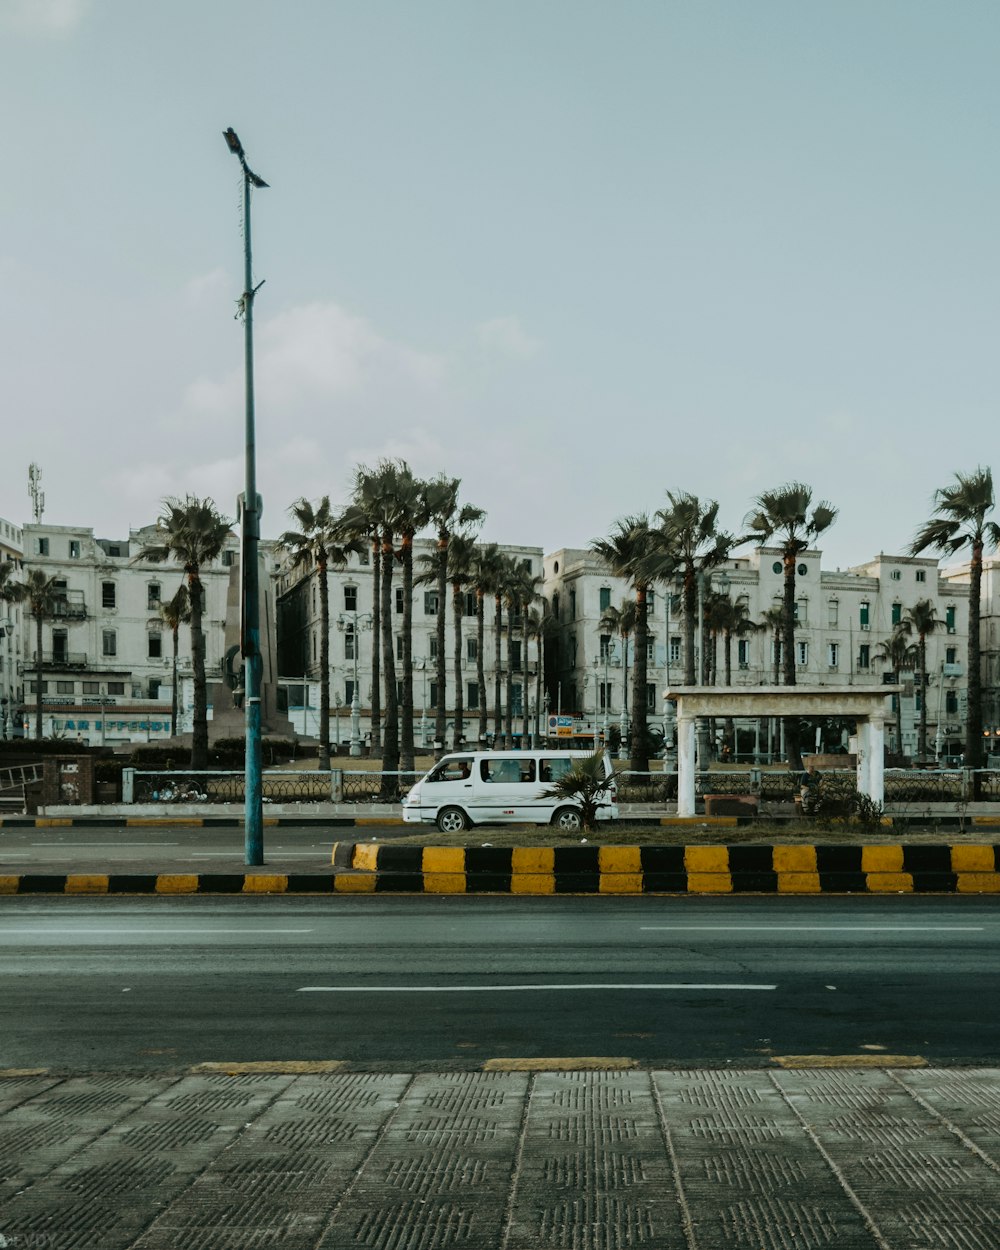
xmin=190 ymin=852 xmax=322 ymax=858
xmin=3 ymin=928 xmax=316 ymax=935
xmin=298 ymin=983 xmax=777 ymax=993
xmin=27 ymin=843 xmax=180 ymax=848
xmin=639 ymin=926 xmax=984 ymax=932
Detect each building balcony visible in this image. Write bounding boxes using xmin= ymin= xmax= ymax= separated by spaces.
xmin=30 ymin=652 xmax=90 ymax=669
xmin=52 ymin=593 xmax=87 ymax=620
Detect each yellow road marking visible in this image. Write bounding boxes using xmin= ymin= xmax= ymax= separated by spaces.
xmin=190 ymin=1060 xmax=347 ymax=1075
xmin=0 ymin=1068 xmax=49 ymax=1077
xmin=773 ymin=1054 xmax=928 ymax=1069
xmin=483 ymin=1057 xmax=638 ymax=1072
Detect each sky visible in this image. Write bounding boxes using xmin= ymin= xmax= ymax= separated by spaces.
xmin=1 ymin=0 xmax=997 ymax=570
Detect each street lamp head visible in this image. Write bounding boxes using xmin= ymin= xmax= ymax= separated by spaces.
xmin=223 ymin=127 xmax=244 ymax=157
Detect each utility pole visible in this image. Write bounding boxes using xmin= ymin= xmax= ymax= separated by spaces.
xmin=223 ymin=127 xmax=268 ymax=867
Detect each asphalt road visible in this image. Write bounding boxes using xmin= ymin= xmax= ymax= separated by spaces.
xmin=2 ymin=894 xmax=997 ymax=1072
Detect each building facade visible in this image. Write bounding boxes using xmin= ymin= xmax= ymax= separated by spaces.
xmin=0 ymin=516 xmax=24 ymax=734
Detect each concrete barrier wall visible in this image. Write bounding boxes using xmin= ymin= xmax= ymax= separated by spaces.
xmin=2 ymin=843 xmax=997 ymax=894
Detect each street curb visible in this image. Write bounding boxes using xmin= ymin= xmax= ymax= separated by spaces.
xmin=3 ymin=843 xmax=998 ymax=894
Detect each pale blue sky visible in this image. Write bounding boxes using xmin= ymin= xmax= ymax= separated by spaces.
xmin=1 ymin=0 xmax=997 ymax=568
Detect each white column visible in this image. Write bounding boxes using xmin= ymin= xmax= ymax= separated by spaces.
xmin=857 ymin=719 xmax=871 ymax=797
xmin=868 ymin=715 xmax=885 ymax=806
xmin=677 ymin=714 xmax=696 ymax=817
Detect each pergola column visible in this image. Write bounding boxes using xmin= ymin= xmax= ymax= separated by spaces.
xmin=676 ymin=714 xmax=696 ymax=817
xmin=857 ymin=719 xmax=871 ymax=797
xmin=867 ymin=714 xmax=885 ymax=805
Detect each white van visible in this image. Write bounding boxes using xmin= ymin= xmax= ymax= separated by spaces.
xmin=402 ymin=750 xmax=618 ymax=833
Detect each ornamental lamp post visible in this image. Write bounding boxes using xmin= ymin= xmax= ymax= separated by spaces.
xmin=338 ymin=611 xmax=372 ymax=757
xmin=223 ymin=127 xmax=269 ymax=867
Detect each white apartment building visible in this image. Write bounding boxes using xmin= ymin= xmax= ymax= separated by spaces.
xmin=19 ymin=522 xmax=243 ymax=745
xmin=275 ymin=539 xmax=545 ymax=745
xmin=0 ymin=516 xmax=25 ymax=734
xmin=544 ymin=545 xmax=974 ymax=762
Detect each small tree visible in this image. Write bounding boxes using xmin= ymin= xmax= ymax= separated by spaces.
xmin=540 ymin=750 xmax=614 ymax=832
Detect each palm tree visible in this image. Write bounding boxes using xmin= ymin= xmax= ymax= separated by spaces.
xmin=492 ymin=553 xmax=518 ymax=747
xmin=20 ymin=570 xmax=59 ymax=740
xmin=278 ymin=496 xmax=360 ymax=770
xmin=384 ymin=464 xmax=427 ymax=771
xmin=343 ymin=474 xmax=385 ymax=755
xmin=158 ymin=583 xmax=190 ymax=738
xmin=447 ymin=533 xmax=478 ymax=751
xmin=743 ymin=483 xmax=837 ymax=769
xmin=759 ymin=604 xmax=785 ymax=761
xmin=656 ymin=492 xmax=731 ymax=686
xmin=910 ymin=468 xmax=1000 ymax=772
xmin=524 ymin=603 xmax=557 ymax=743
xmin=599 ymin=598 xmax=637 ymax=715
xmin=136 ymin=496 xmax=232 ymax=769
xmin=471 ymin=543 xmax=504 ymax=744
xmin=591 ymin=515 xmax=669 ymax=771
xmin=873 ymin=625 xmax=918 ymax=758
xmin=901 ymin=599 xmax=943 ymax=760
xmin=707 ymin=593 xmax=758 ymax=758
xmin=423 ymin=476 xmax=486 ymax=757
xmin=513 ymin=565 xmax=543 ymax=745
xmin=0 ymin=560 xmax=22 ymax=731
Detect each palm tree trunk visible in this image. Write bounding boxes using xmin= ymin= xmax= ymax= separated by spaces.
xmin=918 ymin=636 xmax=928 ymax=759
xmin=504 ymin=610 xmax=514 ymax=745
xmin=782 ymin=551 xmax=801 ymax=769
xmin=34 ymin=610 xmax=43 ymax=740
xmin=493 ymin=594 xmax=503 ymax=746
xmin=380 ymin=535 xmax=399 ymax=779
xmin=171 ymin=626 xmax=180 ymax=737
xmin=476 ymin=591 xmax=487 ymax=743
xmin=631 ymin=587 xmax=649 ymax=770
xmin=967 ymin=541 xmax=984 ymax=773
xmin=435 ymin=533 xmax=448 ymax=756
xmin=370 ymin=538 xmax=381 ymax=755
xmin=521 ymin=609 xmax=530 ymax=745
xmin=683 ymin=567 xmax=697 ymax=685
xmin=318 ymin=557 xmax=331 ymax=770
xmin=400 ymin=535 xmax=415 ymax=771
xmin=723 ymin=630 xmax=735 ymax=756
xmin=188 ymin=572 xmax=208 ymax=770
xmin=452 ymin=580 xmax=464 ymax=751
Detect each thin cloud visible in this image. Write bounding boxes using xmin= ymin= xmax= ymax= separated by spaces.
xmin=476 ymin=315 xmax=542 ymax=360
xmin=2 ymin=0 xmax=91 ymax=35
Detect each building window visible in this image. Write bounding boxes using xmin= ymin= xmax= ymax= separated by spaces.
xmin=569 ymin=590 xmax=576 ymax=620
xmin=467 ymin=682 xmax=480 ymax=710
xmin=552 ymin=592 xmax=561 ymax=620
xmin=827 ymin=642 xmax=839 ymax=669
xmin=512 ymin=684 xmax=523 ymax=715
xmin=429 ymin=681 xmax=439 ymax=708
xmin=891 ymin=602 xmax=902 ymax=626
xmin=670 ymin=635 xmax=681 ymax=664
xmin=396 ymin=587 xmax=405 ymax=614
xmin=797 ymin=641 xmax=808 ymax=666
xmin=108 ymin=681 xmax=125 ymax=696
xmin=396 ymin=635 xmax=404 ymax=661
xmin=69 ymin=540 xmax=81 ymax=559
xmin=510 ymin=640 xmax=521 ymax=669
xmin=859 ymin=601 xmax=870 ymax=630
xmin=599 ymin=633 xmax=612 ymax=659
xmin=646 ymin=683 xmax=657 ymax=711
xmin=646 ymin=634 xmax=656 ymax=664
xmin=429 ymin=637 xmax=438 ymax=660
xmin=467 ymin=638 xmax=478 ymax=662
xmin=222 ymin=549 xmax=235 ymax=567
xmin=828 ymin=599 xmax=839 ymax=628
xmin=36 ymin=537 xmax=49 ymax=556
xmin=916 ymin=569 xmax=927 ymax=583
xmin=599 ymin=587 xmax=611 ymax=612
xmin=345 ymin=679 xmax=355 ymax=706
xmin=107 ymin=545 xmax=122 ymax=558
xmin=102 ymin=630 xmax=117 ymax=657
xmin=148 ymin=679 xmax=161 ymax=699
xmin=102 ymin=582 xmax=116 ymax=609
xmin=56 ymin=680 xmax=74 ymax=695
xmin=946 ymin=690 xmax=958 ymax=715
xmin=946 ymin=605 xmax=956 ymax=633
xmin=599 ymin=681 xmax=612 ymax=711
xmin=147 ymin=583 xmax=161 ymax=608
xmin=29 ymin=681 xmax=48 ymax=694
xmin=795 ymin=598 xmax=807 ymax=624
xmin=858 ymin=644 xmax=870 ymax=670
xmin=737 ymin=639 xmax=750 ymax=668
xmin=946 ymin=646 xmax=957 ymax=665
xmin=464 ymin=592 xmax=476 ymax=617
xmin=424 ymin=591 xmax=439 ymax=616
xmin=83 ymin=681 xmax=100 ymax=695
xmin=344 ymin=627 xmax=356 ymax=661
xmin=890 ymin=569 xmax=901 ymax=581
xmin=344 ymin=586 xmax=358 ymax=612
xmin=148 ymin=633 xmax=162 ymax=659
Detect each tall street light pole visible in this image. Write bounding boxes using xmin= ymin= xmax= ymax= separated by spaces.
xmin=223 ymin=127 xmax=268 ymax=867
xmin=338 ymin=611 xmax=372 ymax=757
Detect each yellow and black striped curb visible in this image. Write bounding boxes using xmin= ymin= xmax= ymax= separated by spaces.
xmin=3 ymin=844 xmax=998 ymax=894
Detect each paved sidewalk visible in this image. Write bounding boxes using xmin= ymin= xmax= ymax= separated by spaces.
xmin=1 ymin=1065 xmax=998 ymax=1248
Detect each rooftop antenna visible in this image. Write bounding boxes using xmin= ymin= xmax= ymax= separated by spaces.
xmin=28 ymin=463 xmax=44 ymax=523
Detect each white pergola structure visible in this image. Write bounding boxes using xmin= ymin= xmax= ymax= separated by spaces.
xmin=665 ymin=685 xmax=899 ymax=818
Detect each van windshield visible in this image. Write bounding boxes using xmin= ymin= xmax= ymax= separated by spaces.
xmin=426 ymin=757 xmax=474 ymax=783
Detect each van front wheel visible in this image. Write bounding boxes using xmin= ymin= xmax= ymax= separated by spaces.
xmin=437 ymin=806 xmax=469 ymax=834
xmin=552 ymin=807 xmax=583 ymax=833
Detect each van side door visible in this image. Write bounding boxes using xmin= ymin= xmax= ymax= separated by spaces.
xmin=477 ymin=756 xmax=537 ymax=823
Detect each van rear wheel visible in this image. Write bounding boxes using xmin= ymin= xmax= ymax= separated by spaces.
xmin=552 ymin=807 xmax=583 ymax=833
xmin=437 ymin=806 xmax=469 ymax=834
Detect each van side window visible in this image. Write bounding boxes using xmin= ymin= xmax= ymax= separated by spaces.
xmin=428 ymin=757 xmax=474 ymax=782
xmin=480 ymin=758 xmax=536 ymax=783
xmin=540 ymin=758 xmax=572 ymax=783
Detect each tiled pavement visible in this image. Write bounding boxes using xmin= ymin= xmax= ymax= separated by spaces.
xmin=1 ymin=1067 xmax=1000 ymax=1248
